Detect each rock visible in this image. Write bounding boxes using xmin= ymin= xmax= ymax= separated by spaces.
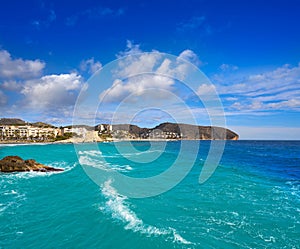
xmin=0 ymin=156 xmax=64 ymax=173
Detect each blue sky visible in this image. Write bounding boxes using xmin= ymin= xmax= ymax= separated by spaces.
xmin=0 ymin=0 xmax=300 ymax=139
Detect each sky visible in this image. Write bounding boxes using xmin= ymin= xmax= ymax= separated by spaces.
xmin=0 ymin=0 xmax=300 ymax=139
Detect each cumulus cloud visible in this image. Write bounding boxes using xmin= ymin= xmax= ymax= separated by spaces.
xmin=99 ymin=43 xmax=201 ymax=103
xmin=117 ymin=40 xmax=143 ymax=58
xmin=0 ymin=50 xmax=45 ymax=79
xmin=0 ymin=49 xmax=87 ymax=121
xmin=178 ymin=49 xmax=202 ymax=66
xmin=115 ymin=53 xmax=162 ymax=78
xmin=21 ymin=73 xmax=83 ymax=111
xmin=100 ymin=75 xmax=174 ymax=103
xmin=80 ymin=58 xmax=102 ymax=74
xmin=0 ymin=80 xmax=23 ymax=91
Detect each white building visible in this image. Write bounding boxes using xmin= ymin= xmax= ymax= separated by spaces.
xmin=0 ymin=125 xmax=60 ymax=140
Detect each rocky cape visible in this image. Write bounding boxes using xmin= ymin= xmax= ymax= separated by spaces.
xmin=112 ymin=122 xmax=239 ymax=140
xmin=0 ymin=156 xmax=64 ymax=173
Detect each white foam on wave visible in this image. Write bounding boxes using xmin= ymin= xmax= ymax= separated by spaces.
xmin=78 ymin=150 xmax=102 ymax=156
xmin=79 ymin=151 xmax=133 ymax=172
xmin=0 ymin=190 xmax=27 ymax=215
xmin=0 ymin=162 xmax=77 ymax=180
xmin=48 ymin=161 xmax=78 ymax=173
xmin=0 ymin=203 xmax=7 ymax=213
xmin=3 ymin=190 xmax=18 ymax=195
xmin=78 ymin=149 xmax=162 ymax=159
xmin=100 ymin=179 xmax=192 ymax=245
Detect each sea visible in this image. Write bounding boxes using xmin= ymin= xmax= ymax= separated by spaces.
xmin=0 ymin=140 xmax=299 ymax=248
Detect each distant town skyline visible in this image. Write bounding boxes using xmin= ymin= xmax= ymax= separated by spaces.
xmin=0 ymin=0 xmax=299 ymax=139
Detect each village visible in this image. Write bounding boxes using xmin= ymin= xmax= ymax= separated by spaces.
xmin=0 ymin=123 xmax=113 ymax=142
xmin=0 ymin=123 xmax=183 ymax=142
xmin=0 ymin=119 xmax=239 ymax=142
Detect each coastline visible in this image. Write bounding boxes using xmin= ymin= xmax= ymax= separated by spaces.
xmin=0 ymin=137 xmax=239 ymax=145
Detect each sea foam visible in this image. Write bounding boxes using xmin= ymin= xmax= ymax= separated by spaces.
xmin=78 ymin=150 xmax=133 ymax=172
xmin=100 ymin=179 xmax=192 ymax=245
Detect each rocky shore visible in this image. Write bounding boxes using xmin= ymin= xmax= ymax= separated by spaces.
xmin=0 ymin=156 xmax=64 ymax=173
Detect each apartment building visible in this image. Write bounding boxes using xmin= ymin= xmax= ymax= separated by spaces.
xmin=0 ymin=125 xmax=60 ymax=140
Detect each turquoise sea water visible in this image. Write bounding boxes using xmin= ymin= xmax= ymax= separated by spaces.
xmin=0 ymin=141 xmax=299 ymax=248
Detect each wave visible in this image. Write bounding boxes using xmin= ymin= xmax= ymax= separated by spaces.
xmin=78 ymin=149 xmax=162 ymax=158
xmin=48 ymin=162 xmax=78 ymax=173
xmin=78 ymin=151 xmax=133 ymax=172
xmin=0 ymin=203 xmax=7 ymax=213
xmin=0 ymin=162 xmax=77 ymax=180
xmin=0 ymin=189 xmax=27 ymax=216
xmin=78 ymin=150 xmax=102 ymax=156
xmin=100 ymin=179 xmax=192 ymax=245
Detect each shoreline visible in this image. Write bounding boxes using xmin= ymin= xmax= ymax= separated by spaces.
xmin=0 ymin=137 xmax=238 ymax=145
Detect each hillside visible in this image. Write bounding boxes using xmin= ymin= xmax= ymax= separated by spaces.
xmin=31 ymin=122 xmax=55 ymax=128
xmin=112 ymin=122 xmax=239 ymax=140
xmin=0 ymin=118 xmax=26 ymax=125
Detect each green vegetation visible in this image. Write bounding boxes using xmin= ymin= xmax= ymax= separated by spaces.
xmin=99 ymin=133 xmax=112 ymax=140
xmin=54 ymin=132 xmax=74 ymax=141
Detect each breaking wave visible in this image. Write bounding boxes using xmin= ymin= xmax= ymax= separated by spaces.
xmin=78 ymin=150 xmax=133 ymax=172
xmin=100 ymin=179 xmax=193 ymax=245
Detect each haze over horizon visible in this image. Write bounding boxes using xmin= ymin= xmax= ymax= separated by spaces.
xmin=0 ymin=0 xmax=299 ymax=140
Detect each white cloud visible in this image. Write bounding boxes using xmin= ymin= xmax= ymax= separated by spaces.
xmin=0 ymin=50 xmax=45 ymax=79
xmin=21 ymin=73 xmax=83 ymax=110
xmin=197 ymin=83 xmax=216 ymax=95
xmin=267 ymin=99 xmax=300 ymax=109
xmin=100 ymin=43 xmax=201 ymax=104
xmin=100 ymin=75 xmax=174 ymax=103
xmin=219 ymin=63 xmax=238 ymax=71
xmin=117 ymin=40 xmax=143 ymax=58
xmin=80 ymin=58 xmax=102 ymax=74
xmin=177 ymin=49 xmax=201 ymax=66
xmin=0 ymin=80 xmax=22 ymax=91
xmin=214 ymin=63 xmax=300 ymax=112
xmin=114 ymin=41 xmax=161 ymax=78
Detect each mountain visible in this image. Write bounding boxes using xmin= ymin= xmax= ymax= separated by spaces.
xmin=0 ymin=118 xmax=55 ymax=128
xmin=112 ymin=122 xmax=239 ymax=140
xmin=154 ymin=123 xmax=238 ymax=140
xmin=31 ymin=122 xmax=55 ymax=128
xmin=0 ymin=118 xmax=26 ymax=125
